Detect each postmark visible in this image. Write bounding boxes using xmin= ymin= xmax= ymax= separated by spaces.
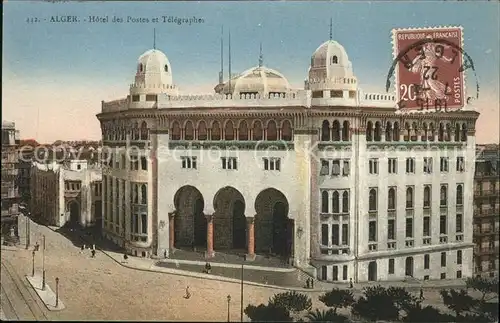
xmin=386 ymin=26 xmax=479 ymax=112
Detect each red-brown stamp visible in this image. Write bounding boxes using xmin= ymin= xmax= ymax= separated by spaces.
xmin=392 ymin=26 xmax=465 ymax=112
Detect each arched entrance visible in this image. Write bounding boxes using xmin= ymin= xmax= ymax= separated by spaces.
xmin=173 ymin=186 xmax=205 ymax=248
xmin=254 ymin=188 xmax=292 ymax=258
xmin=405 ymin=257 xmax=414 ymax=277
xmin=368 ymin=261 xmax=377 ymax=281
xmin=213 ymin=186 xmax=246 ymax=250
xmin=68 ymin=200 xmax=80 ymax=226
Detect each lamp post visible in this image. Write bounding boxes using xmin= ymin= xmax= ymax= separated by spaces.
xmin=240 ymin=264 xmax=244 ymax=322
xmin=42 ymin=234 xmax=46 ymax=290
xmin=25 ymin=214 xmax=31 ymax=249
xmin=31 ymin=251 xmax=35 ymax=277
xmin=55 ymin=277 xmax=59 ymax=308
xmin=227 ymin=295 xmax=231 ymax=322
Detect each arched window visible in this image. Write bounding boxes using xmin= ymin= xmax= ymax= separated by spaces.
xmin=138 ymin=63 xmax=144 ymax=72
xmin=171 ymin=121 xmax=181 ymax=141
xmin=385 ymin=122 xmax=393 ymax=141
xmin=332 ymin=55 xmax=338 ymax=64
xmin=455 ymin=124 xmax=461 ymax=142
xmin=438 ymin=123 xmax=444 ymax=141
xmin=369 ymin=189 xmax=377 ymax=211
xmin=393 ymin=122 xmax=400 ymax=141
xmin=406 ymin=187 xmax=414 ymax=209
xmin=445 ymin=124 xmax=452 ymax=142
xmin=366 ymin=121 xmax=373 ymax=142
xmin=197 ymin=121 xmax=207 ymax=141
xmin=332 ymin=120 xmax=341 ymax=141
xmin=374 ymin=122 xmax=382 ymax=141
xmin=134 ymin=122 xmax=140 ymax=140
xmin=321 ymin=191 xmax=329 ymax=213
xmin=456 ymin=185 xmax=463 ymax=205
xmin=211 ymin=121 xmax=221 ymax=141
xmin=428 ymin=123 xmax=435 ymax=141
xmin=461 ymin=123 xmax=467 ymax=142
xmin=224 ymin=121 xmax=235 ymax=141
xmin=421 ymin=123 xmax=428 ymax=141
xmin=411 ymin=122 xmax=418 ymax=141
xmin=440 ymin=185 xmax=448 ymax=206
xmin=252 ymin=121 xmax=263 ymax=141
xmin=164 ymin=64 xmax=169 ymax=72
xmin=267 ymin=120 xmax=278 ymax=141
xmin=282 ymin=120 xmax=292 ymax=141
xmin=332 ymin=191 xmax=340 ymax=214
xmin=321 ymin=120 xmax=330 ymax=141
xmin=342 ymin=121 xmax=350 ymax=141
xmin=342 ymin=191 xmax=349 ymax=213
xmin=184 ymin=121 xmax=194 ymax=141
xmin=388 ymin=188 xmax=396 ymax=210
xmin=141 ymin=184 xmax=147 ymax=205
xmin=133 ymin=184 xmax=138 ymax=204
xmin=238 ymin=121 xmax=249 ymax=141
xmin=423 ymin=186 xmax=431 ymax=208
xmin=404 ymin=123 xmax=411 ymax=141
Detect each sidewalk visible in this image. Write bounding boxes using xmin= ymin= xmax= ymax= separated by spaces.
xmin=25 ymin=275 xmax=65 ymax=311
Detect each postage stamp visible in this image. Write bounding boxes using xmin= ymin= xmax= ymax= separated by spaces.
xmin=392 ymin=26 xmax=466 ymax=112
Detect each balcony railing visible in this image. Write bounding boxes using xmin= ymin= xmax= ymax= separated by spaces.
xmin=475 ymin=171 xmax=499 ymax=178
xmin=474 ymin=246 xmax=500 ymax=255
xmin=474 ymin=190 xmax=499 ymax=198
xmin=475 ymin=209 xmax=499 ymax=217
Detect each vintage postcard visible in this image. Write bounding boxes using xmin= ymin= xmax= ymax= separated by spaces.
xmin=2 ymin=1 xmax=499 ymax=322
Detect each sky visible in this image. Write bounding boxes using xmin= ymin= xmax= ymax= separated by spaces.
xmin=3 ymin=1 xmax=499 ymax=144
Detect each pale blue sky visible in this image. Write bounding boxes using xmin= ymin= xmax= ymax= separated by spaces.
xmin=2 ymin=1 xmax=499 ymax=143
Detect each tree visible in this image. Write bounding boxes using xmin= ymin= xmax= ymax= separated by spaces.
xmin=403 ymin=303 xmax=454 ymax=322
xmin=269 ymin=291 xmax=312 ymax=314
xmin=386 ymin=286 xmax=418 ymax=313
xmin=244 ymin=303 xmax=293 ymax=322
xmin=318 ymin=288 xmax=355 ymax=315
xmin=440 ymin=289 xmax=478 ymax=318
xmin=351 ymin=285 xmax=400 ymax=322
xmin=306 ymin=308 xmax=349 ymax=322
xmin=466 ymin=276 xmax=499 ymax=302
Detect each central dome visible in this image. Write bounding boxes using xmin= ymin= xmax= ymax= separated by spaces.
xmin=216 ymin=65 xmax=292 ymax=98
xmin=309 ymin=40 xmax=354 ymax=80
xmin=130 ymin=49 xmax=177 ymax=96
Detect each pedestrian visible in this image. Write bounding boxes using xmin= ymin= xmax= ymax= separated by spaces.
xmin=83 ymin=244 xmax=86 ymax=250
xmin=123 ymin=254 xmax=128 ymax=263
xmin=311 ymin=278 xmax=314 ymax=289
xmin=184 ymin=286 xmax=191 ymax=299
xmin=204 ymin=262 xmax=212 ymax=274
xmin=419 ymin=288 xmax=424 ymax=300
xmin=306 ymin=278 xmax=310 ymax=289
xmin=164 ymin=250 xmax=167 ymax=259
xmin=91 ymin=249 xmax=96 ymax=258
xmin=92 ymin=244 xmax=96 ymax=251
xmin=349 ymin=278 xmax=354 ymax=289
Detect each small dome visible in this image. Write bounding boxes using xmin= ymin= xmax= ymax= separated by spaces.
xmin=216 ymin=66 xmax=291 ymax=97
xmin=131 ymin=49 xmax=176 ymax=95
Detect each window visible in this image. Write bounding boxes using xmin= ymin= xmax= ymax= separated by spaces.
xmin=406 ymin=158 xmax=415 ymax=173
xmin=440 ymin=157 xmax=449 ymax=172
xmin=441 ymin=252 xmax=446 ymax=267
xmin=456 ymin=157 xmax=465 ymax=172
xmin=388 ymin=187 xmax=396 ymax=210
xmin=440 ymin=185 xmax=448 ymax=207
xmin=141 ymin=157 xmax=147 ymax=170
xmin=388 ymin=158 xmax=397 ymax=174
xmin=406 ymin=218 xmax=413 ymax=238
xmin=321 ymin=224 xmax=329 ymax=245
xmin=332 ymin=224 xmax=339 ymax=245
xmin=441 ymin=273 xmax=446 ymax=279
xmin=320 ymin=159 xmax=329 ymax=176
xmin=457 ymin=270 xmax=462 ymax=278
xmin=423 ymin=217 xmax=430 ymax=236
xmin=332 ymin=160 xmax=341 ymax=176
xmin=132 ymin=95 xmax=140 ymax=102
xmin=342 ymin=192 xmax=349 ymax=213
xmin=369 ymin=189 xmax=377 ymax=212
xmin=369 ymin=159 xmax=379 ymax=174
xmin=388 ymin=219 xmax=395 ymax=240
xmin=424 ymin=254 xmax=430 ymax=269
xmin=423 ymin=185 xmax=431 ymax=208
xmin=332 ymin=191 xmax=340 ymax=214
xmin=389 ymin=259 xmax=395 ymax=274
xmin=145 ymin=94 xmax=157 ymax=102
xmin=321 ymin=191 xmax=329 ymax=213
xmin=457 ymin=250 xmax=462 ymax=265
xmin=332 ymin=266 xmax=339 ymax=281
xmin=263 ymin=158 xmax=281 ymax=171
xmin=221 ymin=157 xmax=237 ymax=170
xmin=456 ymin=214 xmax=463 ymax=233
xmin=368 ymin=221 xmax=377 ymax=242
xmin=423 ymin=157 xmax=433 ymax=174
xmin=406 ymin=186 xmax=414 ymax=209
xmin=77 ymin=164 xmax=81 ymax=170
xmin=456 ymin=184 xmax=463 ymax=205
xmin=181 ymin=156 xmax=197 ymax=169
xmin=342 ymin=224 xmax=348 ymax=245
xmin=342 ymin=160 xmax=350 ymax=176
xmin=141 ymin=214 xmax=147 ymax=234
xmin=440 ymin=215 xmax=447 ymax=234
xmin=343 ymin=265 xmax=348 ymax=280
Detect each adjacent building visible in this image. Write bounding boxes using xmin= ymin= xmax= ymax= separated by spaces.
xmin=473 ymin=144 xmax=500 ymax=277
xmin=18 ymin=141 xmax=36 ymax=208
xmin=31 ymin=158 xmax=102 ymax=227
xmin=1 ymin=121 xmax=20 ymax=241
xmin=97 ymin=37 xmax=479 ymax=282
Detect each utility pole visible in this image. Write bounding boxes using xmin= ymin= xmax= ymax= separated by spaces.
xmin=240 ymin=263 xmax=243 ymax=322
xmin=42 ymin=234 xmax=46 ymax=290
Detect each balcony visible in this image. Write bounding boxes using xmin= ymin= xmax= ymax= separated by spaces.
xmin=474 ymin=246 xmax=500 ymax=256
xmin=474 ymin=226 xmax=499 ymax=236
xmin=475 ymin=171 xmax=499 ymax=179
xmin=475 ymin=209 xmax=499 ymax=218
xmin=474 ymin=190 xmax=499 ymax=198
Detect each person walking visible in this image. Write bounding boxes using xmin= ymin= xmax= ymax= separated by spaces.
xmin=91 ymin=249 xmax=96 ymax=258
xmin=184 ymin=286 xmax=191 ymax=299
xmin=419 ymin=288 xmax=425 ymax=301
xmin=349 ymin=278 xmax=354 ymax=289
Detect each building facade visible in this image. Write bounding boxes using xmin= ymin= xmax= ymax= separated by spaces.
xmin=1 ymin=121 xmax=21 ymax=241
xmin=473 ymin=144 xmax=499 ymax=277
xmin=31 ymin=159 xmax=103 ymax=227
xmin=97 ymin=39 xmax=479 ymax=282
xmin=18 ymin=144 xmax=35 ymax=208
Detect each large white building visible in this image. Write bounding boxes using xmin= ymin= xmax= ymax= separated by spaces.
xmin=97 ymin=37 xmax=479 ymax=282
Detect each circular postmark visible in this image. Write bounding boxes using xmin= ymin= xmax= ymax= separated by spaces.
xmin=386 ymin=27 xmax=479 ymax=113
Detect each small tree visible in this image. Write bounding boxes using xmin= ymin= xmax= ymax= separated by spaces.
xmin=351 ymin=285 xmax=400 ymax=322
xmin=403 ymin=303 xmax=454 ymax=322
xmin=386 ymin=286 xmax=418 ymax=313
xmin=269 ymin=291 xmax=312 ymax=314
xmin=306 ymin=308 xmax=349 ymax=322
xmin=244 ymin=303 xmax=293 ymax=322
xmin=318 ymin=288 xmax=355 ymax=314
xmin=466 ymin=276 xmax=499 ymax=302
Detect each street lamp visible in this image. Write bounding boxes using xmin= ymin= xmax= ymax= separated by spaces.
xmin=31 ymin=251 xmax=35 ymax=277
xmin=42 ymin=235 xmax=46 ymax=291
xmin=55 ymin=277 xmax=59 ymax=307
xmin=25 ymin=214 xmax=31 ymax=249
xmin=227 ymin=295 xmax=231 ymax=322
xmin=240 ymin=264 xmax=244 ymax=322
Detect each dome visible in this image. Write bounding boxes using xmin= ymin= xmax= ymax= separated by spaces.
xmin=130 ymin=49 xmax=177 ymax=96
xmin=216 ymin=65 xmax=291 ymax=98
